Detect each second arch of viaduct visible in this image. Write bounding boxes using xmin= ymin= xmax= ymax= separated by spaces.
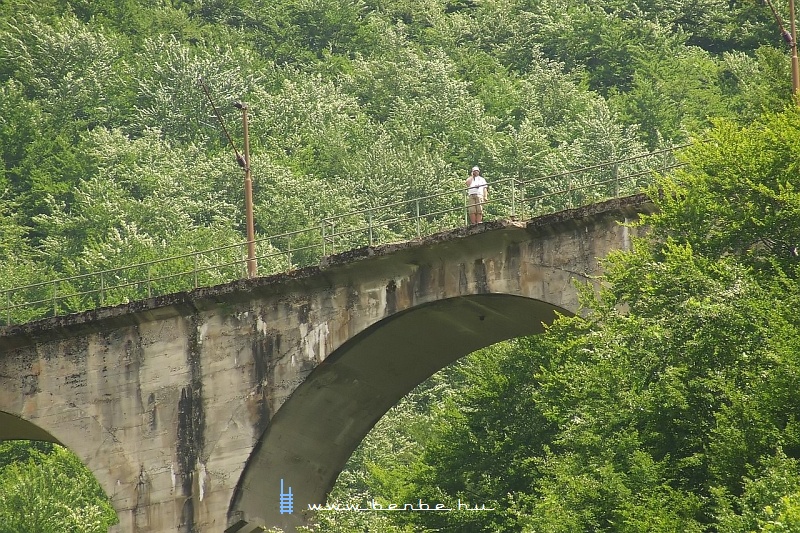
xmin=0 ymin=195 xmax=653 ymax=532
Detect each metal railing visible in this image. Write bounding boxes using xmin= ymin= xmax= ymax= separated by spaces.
xmin=1 ymin=145 xmax=686 ymax=326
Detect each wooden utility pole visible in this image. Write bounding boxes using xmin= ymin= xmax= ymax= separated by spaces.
xmin=238 ymin=102 xmax=257 ymax=278
xmin=199 ymin=76 xmax=258 ymax=278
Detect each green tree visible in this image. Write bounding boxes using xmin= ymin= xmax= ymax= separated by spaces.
xmin=0 ymin=442 xmax=117 ymax=533
xmin=715 ymin=452 xmax=800 ymax=533
xmin=651 ymin=109 xmax=800 ymax=277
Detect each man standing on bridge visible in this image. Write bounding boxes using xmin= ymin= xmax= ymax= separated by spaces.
xmin=466 ymin=165 xmax=488 ymax=225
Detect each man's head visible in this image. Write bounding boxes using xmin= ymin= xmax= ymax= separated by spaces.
xmin=472 ymin=166 xmax=480 ymax=174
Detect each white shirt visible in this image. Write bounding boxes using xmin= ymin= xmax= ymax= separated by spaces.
xmin=468 ymin=175 xmax=487 ymax=197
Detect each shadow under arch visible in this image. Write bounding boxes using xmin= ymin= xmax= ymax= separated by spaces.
xmin=0 ymin=411 xmax=62 ymax=443
xmin=228 ymin=293 xmax=571 ymax=531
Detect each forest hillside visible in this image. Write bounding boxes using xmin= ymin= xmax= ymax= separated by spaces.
xmin=2 ymin=0 xmax=800 ymax=532
xmin=1 ymin=0 xmax=796 ymax=305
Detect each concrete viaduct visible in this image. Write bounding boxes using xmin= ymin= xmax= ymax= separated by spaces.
xmin=0 ymin=195 xmax=653 ymax=532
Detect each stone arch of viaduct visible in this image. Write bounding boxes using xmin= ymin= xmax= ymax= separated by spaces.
xmin=0 ymin=196 xmax=652 ymax=532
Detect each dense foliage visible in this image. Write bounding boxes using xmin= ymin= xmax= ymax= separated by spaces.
xmin=0 ymin=441 xmax=116 ymax=533
xmin=2 ymin=0 xmax=800 ymax=531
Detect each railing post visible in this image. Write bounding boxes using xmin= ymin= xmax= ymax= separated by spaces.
xmin=568 ymin=174 xmax=573 ymax=209
xmin=368 ymin=210 xmax=373 ymax=246
xmin=415 ymin=199 xmax=421 ymax=237
xmin=147 ymin=266 xmax=152 ymax=298
xmin=52 ymin=280 xmax=58 ymax=317
xmin=321 ymin=221 xmax=326 ymax=256
xmin=100 ymin=272 xmax=105 ymax=306
xmin=511 ymin=179 xmax=517 ymax=218
xmin=287 ymin=239 xmax=292 ymax=270
xmin=5 ymin=290 xmax=10 ymax=326
xmin=614 ymin=162 xmax=620 ymax=197
xmin=522 ymin=180 xmax=528 ymax=219
xmin=194 ymin=253 xmax=199 ymax=289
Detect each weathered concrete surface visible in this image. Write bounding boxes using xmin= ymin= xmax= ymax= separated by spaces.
xmin=0 ymin=195 xmax=653 ymax=532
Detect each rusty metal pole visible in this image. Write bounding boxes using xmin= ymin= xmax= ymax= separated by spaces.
xmin=764 ymin=0 xmax=800 ymax=100
xmin=791 ymin=0 xmax=800 ymax=98
xmin=198 ymin=80 xmax=258 ymax=278
xmin=240 ymin=104 xmax=257 ymax=278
